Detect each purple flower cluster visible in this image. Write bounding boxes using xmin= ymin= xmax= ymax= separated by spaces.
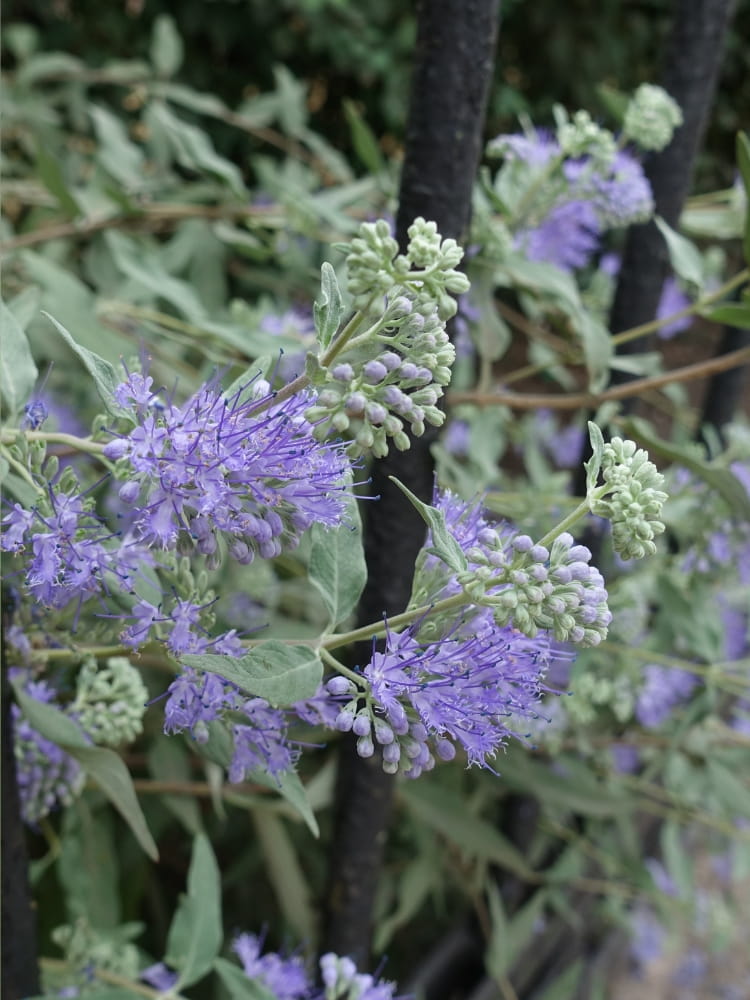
xmin=11 ymin=674 xmax=86 ymax=825
xmin=1 ymin=490 xmax=151 ymax=611
xmin=351 ymin=618 xmax=553 ymax=775
xmin=325 ymin=489 xmax=584 ymax=774
xmin=521 ymin=199 xmax=601 ymax=272
xmin=423 ymin=489 xmax=612 ymax=645
xmin=162 ymin=666 xmax=343 ymax=782
xmin=230 ymin=934 xmax=398 ymax=1000
xmin=120 ymin=597 xmax=244 ymax=657
xmin=163 ymin=666 xmax=296 ymax=781
xmin=494 ymin=129 xmax=654 ymax=271
xmin=233 ymin=934 xmax=308 ymax=999
xmin=104 ymin=372 xmax=352 ymax=560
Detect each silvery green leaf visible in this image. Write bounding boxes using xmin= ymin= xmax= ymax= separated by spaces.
xmin=0 ymin=297 xmax=38 ymax=419
xmin=585 ymin=422 xmax=605 ymax=495
xmin=389 ymin=476 xmax=467 ymax=573
xmin=313 ymin=261 xmax=344 ymax=350
xmin=182 ymin=641 xmax=323 ymax=707
xmin=309 ymin=492 xmax=366 ymax=630
xmin=13 ymin=685 xmax=158 ymax=860
xmin=655 ymin=216 xmax=704 ymax=288
xmin=165 ymin=834 xmax=222 ymax=988
xmin=214 ymin=958 xmax=276 ymax=1000
xmin=43 ymin=312 xmax=130 ymax=421
xmin=150 ymin=14 xmax=183 ymax=78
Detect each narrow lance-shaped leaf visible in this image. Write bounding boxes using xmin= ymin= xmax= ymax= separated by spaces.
xmin=150 ymin=14 xmax=184 ymax=77
xmin=0 ymin=297 xmax=38 ymax=419
xmin=655 ymin=216 xmax=704 ymax=288
xmin=313 ymin=261 xmax=344 ymax=350
xmin=43 ymin=312 xmax=130 ymax=421
xmin=13 ymin=686 xmax=158 ymax=861
xmin=389 ymin=476 xmax=467 ymax=573
xmin=585 ymin=421 xmax=605 ymax=495
xmin=198 ymin=722 xmax=320 ymax=836
xmin=165 ymin=834 xmax=222 ymax=988
xmin=309 ymin=492 xmax=367 ymax=630
xmin=400 ymin=779 xmax=534 ymax=879
xmin=213 ymin=958 xmax=276 ymax=1000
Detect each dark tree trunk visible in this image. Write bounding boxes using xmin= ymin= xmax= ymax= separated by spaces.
xmin=2 ymin=593 xmax=41 ymax=999
xmin=609 ymin=0 xmax=737 ymax=370
xmin=573 ymin=0 xmax=737 ymax=497
xmin=322 ymin=0 xmax=501 ymax=965
xmin=699 ymin=323 xmax=750 ymax=444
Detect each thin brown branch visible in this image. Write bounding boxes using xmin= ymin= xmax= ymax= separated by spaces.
xmin=0 ymin=202 xmax=283 ymax=254
xmin=450 ymin=345 xmax=750 ymax=410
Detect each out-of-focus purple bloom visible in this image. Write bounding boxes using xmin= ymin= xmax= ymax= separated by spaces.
xmin=232 ymin=933 xmax=309 ymax=1000
xmin=22 ymin=399 xmax=48 ymax=430
xmin=672 ymin=950 xmax=709 ymax=989
xmin=501 ymin=140 xmax=653 ymax=272
xmin=611 ymin=743 xmax=640 ymax=774
xmin=731 ymin=698 xmax=750 ymax=736
xmin=293 ymin=683 xmax=345 ymax=729
xmin=629 ymin=906 xmax=666 ymax=968
xmin=141 ymin=963 xmax=178 ymax=991
xmin=104 ymin=373 xmax=352 ymax=561
xmin=517 ymin=199 xmax=601 ymax=271
xmin=599 ymin=251 xmax=621 ymax=277
xmin=12 ymin=674 xmax=86 ymax=824
xmin=635 ymin=664 xmax=698 ymax=728
xmin=7 ymin=623 xmax=32 ymax=662
xmin=222 ymin=591 xmax=266 ymax=631
xmin=443 ymin=419 xmax=471 ymax=457
xmin=719 ymin=598 xmax=748 ymax=661
xmin=730 ymin=460 xmax=750 ymax=497
xmin=453 ymin=293 xmax=480 ymax=361
xmin=586 ymin=150 xmax=654 ymax=225
xmin=491 ymin=129 xmax=559 ymax=167
xmin=532 ymin=410 xmax=585 ymax=469
xmin=645 ymin=858 xmax=678 ymax=896
xmin=260 ymin=308 xmax=317 ymax=383
xmin=656 ymin=277 xmax=692 ymax=339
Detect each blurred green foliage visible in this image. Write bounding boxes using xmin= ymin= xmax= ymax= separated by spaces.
xmin=6 ymin=0 xmax=749 ymax=184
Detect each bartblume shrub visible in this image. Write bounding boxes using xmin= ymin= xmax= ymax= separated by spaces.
xmin=2 ymin=40 xmax=749 ymax=991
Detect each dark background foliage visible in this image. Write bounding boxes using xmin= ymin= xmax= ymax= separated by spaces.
xmin=6 ymin=0 xmax=748 ymax=183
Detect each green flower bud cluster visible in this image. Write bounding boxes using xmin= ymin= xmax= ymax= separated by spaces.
xmin=345 ymin=217 xmax=470 ymax=320
xmin=51 ymin=920 xmax=140 ymax=985
xmin=623 ymin=84 xmax=683 ymax=152
xmin=555 ymin=109 xmax=617 ymax=167
xmin=305 ymin=294 xmax=455 ymax=457
xmin=469 ymin=530 xmax=613 ymax=646
xmin=591 ymin=438 xmax=668 ymax=559
xmin=72 ymin=656 xmax=148 ymax=747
